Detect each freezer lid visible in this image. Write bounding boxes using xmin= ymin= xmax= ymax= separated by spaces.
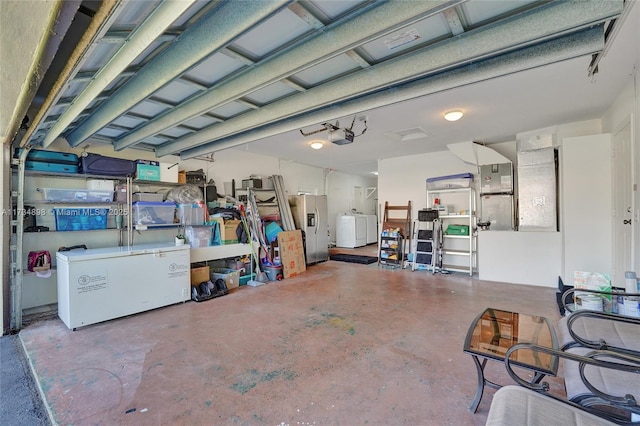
xmin=56 ymin=243 xmax=190 ymax=262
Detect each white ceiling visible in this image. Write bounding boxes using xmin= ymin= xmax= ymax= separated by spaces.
xmin=9 ymin=0 xmax=638 ymax=177
xmin=242 ymin=1 xmax=640 ymax=176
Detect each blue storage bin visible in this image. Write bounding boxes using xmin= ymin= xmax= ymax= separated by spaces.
xmin=54 ymin=208 xmax=109 ymax=231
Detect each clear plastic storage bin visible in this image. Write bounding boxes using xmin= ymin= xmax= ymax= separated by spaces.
xmin=185 ymin=225 xmax=213 ymax=247
xmin=178 ymin=203 xmax=205 ymax=226
xmin=132 ymin=201 xmax=176 ymax=226
xmin=39 ymin=188 xmax=113 ymax=202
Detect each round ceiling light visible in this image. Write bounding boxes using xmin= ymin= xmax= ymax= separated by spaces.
xmin=309 ymin=140 xmax=324 ymax=150
xmin=444 ymin=110 xmax=464 ymax=122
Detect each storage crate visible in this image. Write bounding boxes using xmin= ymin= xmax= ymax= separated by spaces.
xmin=426 ymin=173 xmax=474 ymax=190
xmin=185 ymin=225 xmax=213 ymax=247
xmin=132 ymin=192 xmax=163 ymax=202
xmin=178 ymin=203 xmax=205 ymax=226
xmin=211 ymin=268 xmax=240 ymax=290
xmin=445 ymin=224 xmax=469 ymax=235
xmin=136 ymin=162 xmax=160 ymax=181
xmin=239 ymin=273 xmax=256 ymax=286
xmin=54 ymin=207 xmax=109 ymax=231
xmin=39 ymin=188 xmax=113 ymax=202
xmin=241 ymin=178 xmax=262 ymax=189
xmin=131 ymin=201 xmax=176 ymax=226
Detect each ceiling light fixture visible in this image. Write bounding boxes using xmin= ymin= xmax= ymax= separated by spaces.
xmin=310 ymin=140 xmax=324 ymax=150
xmin=444 ymin=110 xmax=464 ymax=122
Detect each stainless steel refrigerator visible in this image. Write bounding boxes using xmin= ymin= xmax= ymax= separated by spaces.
xmin=289 ymin=195 xmax=329 ymax=264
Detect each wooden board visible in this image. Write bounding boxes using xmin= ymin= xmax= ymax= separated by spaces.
xmin=277 ymin=230 xmax=306 ymax=279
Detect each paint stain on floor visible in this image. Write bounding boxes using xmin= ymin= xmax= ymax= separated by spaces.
xmin=322 ymin=313 xmax=355 ymax=335
xmin=230 ymin=368 xmax=297 ymax=395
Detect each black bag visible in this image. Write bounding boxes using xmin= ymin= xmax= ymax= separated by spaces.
xmin=80 ymin=153 xmax=136 ymax=176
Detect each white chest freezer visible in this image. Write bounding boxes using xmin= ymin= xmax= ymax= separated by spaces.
xmin=56 ymin=243 xmax=191 ymax=329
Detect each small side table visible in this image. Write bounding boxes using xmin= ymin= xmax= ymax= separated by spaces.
xmin=463 ymin=307 xmax=559 ymax=413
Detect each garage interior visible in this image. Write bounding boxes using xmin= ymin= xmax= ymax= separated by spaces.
xmin=2 ymin=0 xmax=640 ymax=424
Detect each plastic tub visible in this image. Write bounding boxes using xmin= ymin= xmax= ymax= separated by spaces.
xmin=39 ymin=188 xmax=113 ymax=202
xmin=185 ymin=225 xmax=213 ymax=247
xmin=263 ymin=264 xmax=283 ymax=281
xmin=54 ymin=207 xmax=109 ymax=231
xmin=132 ymin=201 xmax=176 ymax=226
xmin=178 ymin=203 xmax=205 ymax=226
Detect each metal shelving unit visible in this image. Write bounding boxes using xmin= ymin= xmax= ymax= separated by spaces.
xmin=426 ymin=187 xmax=476 ymax=276
xmin=379 ymin=233 xmax=404 ymax=268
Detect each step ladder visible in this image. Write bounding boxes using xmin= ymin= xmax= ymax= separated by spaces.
xmin=380 ymin=201 xmax=412 ymax=268
xmin=411 ymin=209 xmax=439 ymax=272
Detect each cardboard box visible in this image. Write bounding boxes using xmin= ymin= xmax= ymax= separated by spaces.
xmin=190 ymin=266 xmax=209 ymax=287
xmin=178 ymin=170 xmax=187 ymax=184
xmin=209 ymin=217 xmax=242 ymax=243
xmin=160 ymin=162 xmax=179 ymax=183
xmin=211 ymin=268 xmax=240 ymax=290
xmin=223 ymin=219 xmax=241 ymax=243
xmin=277 ymin=230 xmax=306 ymax=279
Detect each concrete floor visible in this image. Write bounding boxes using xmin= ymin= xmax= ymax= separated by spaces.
xmin=18 ymin=246 xmax=565 ymax=425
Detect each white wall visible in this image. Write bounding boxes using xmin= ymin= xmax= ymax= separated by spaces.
xmin=379 ymin=150 xmax=477 ymax=222
xmin=376 ymin=116 xmax=629 ymax=287
xmin=326 ymin=171 xmax=377 ymax=243
xmin=200 ymin=148 xmax=324 ymax=198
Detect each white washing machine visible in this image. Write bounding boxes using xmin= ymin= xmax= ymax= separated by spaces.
xmin=336 ymin=215 xmax=367 ymax=248
xmin=358 ymin=214 xmax=378 ymax=244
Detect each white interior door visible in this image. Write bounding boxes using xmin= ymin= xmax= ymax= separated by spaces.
xmin=613 ymin=120 xmax=633 ymax=286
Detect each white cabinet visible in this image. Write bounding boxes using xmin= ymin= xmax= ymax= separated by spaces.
xmin=426 ymin=187 xmax=476 ymax=276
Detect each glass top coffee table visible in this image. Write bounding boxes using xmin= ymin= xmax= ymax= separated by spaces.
xmin=463 ymin=307 xmax=559 ymax=413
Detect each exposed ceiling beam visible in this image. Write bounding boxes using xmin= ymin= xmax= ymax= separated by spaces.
xmin=114 ymin=0 xmax=460 ymax=151
xmin=443 ymin=7 xmax=465 ymax=35
xmin=18 ymin=0 xmax=122 ymax=148
xmin=41 ymin=0 xmax=198 ymax=147
xmin=64 ymin=0 xmax=292 ymax=148
xmin=220 ymin=47 xmax=256 ymax=66
xmin=181 ymin=26 xmax=604 ymax=159
xmin=159 ymin=1 xmax=621 ymax=157
xmin=1 ymin=0 xmax=80 ymax=145
xmin=288 ymin=2 xmax=325 ymax=30
xmin=346 ymin=50 xmax=372 ymax=69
